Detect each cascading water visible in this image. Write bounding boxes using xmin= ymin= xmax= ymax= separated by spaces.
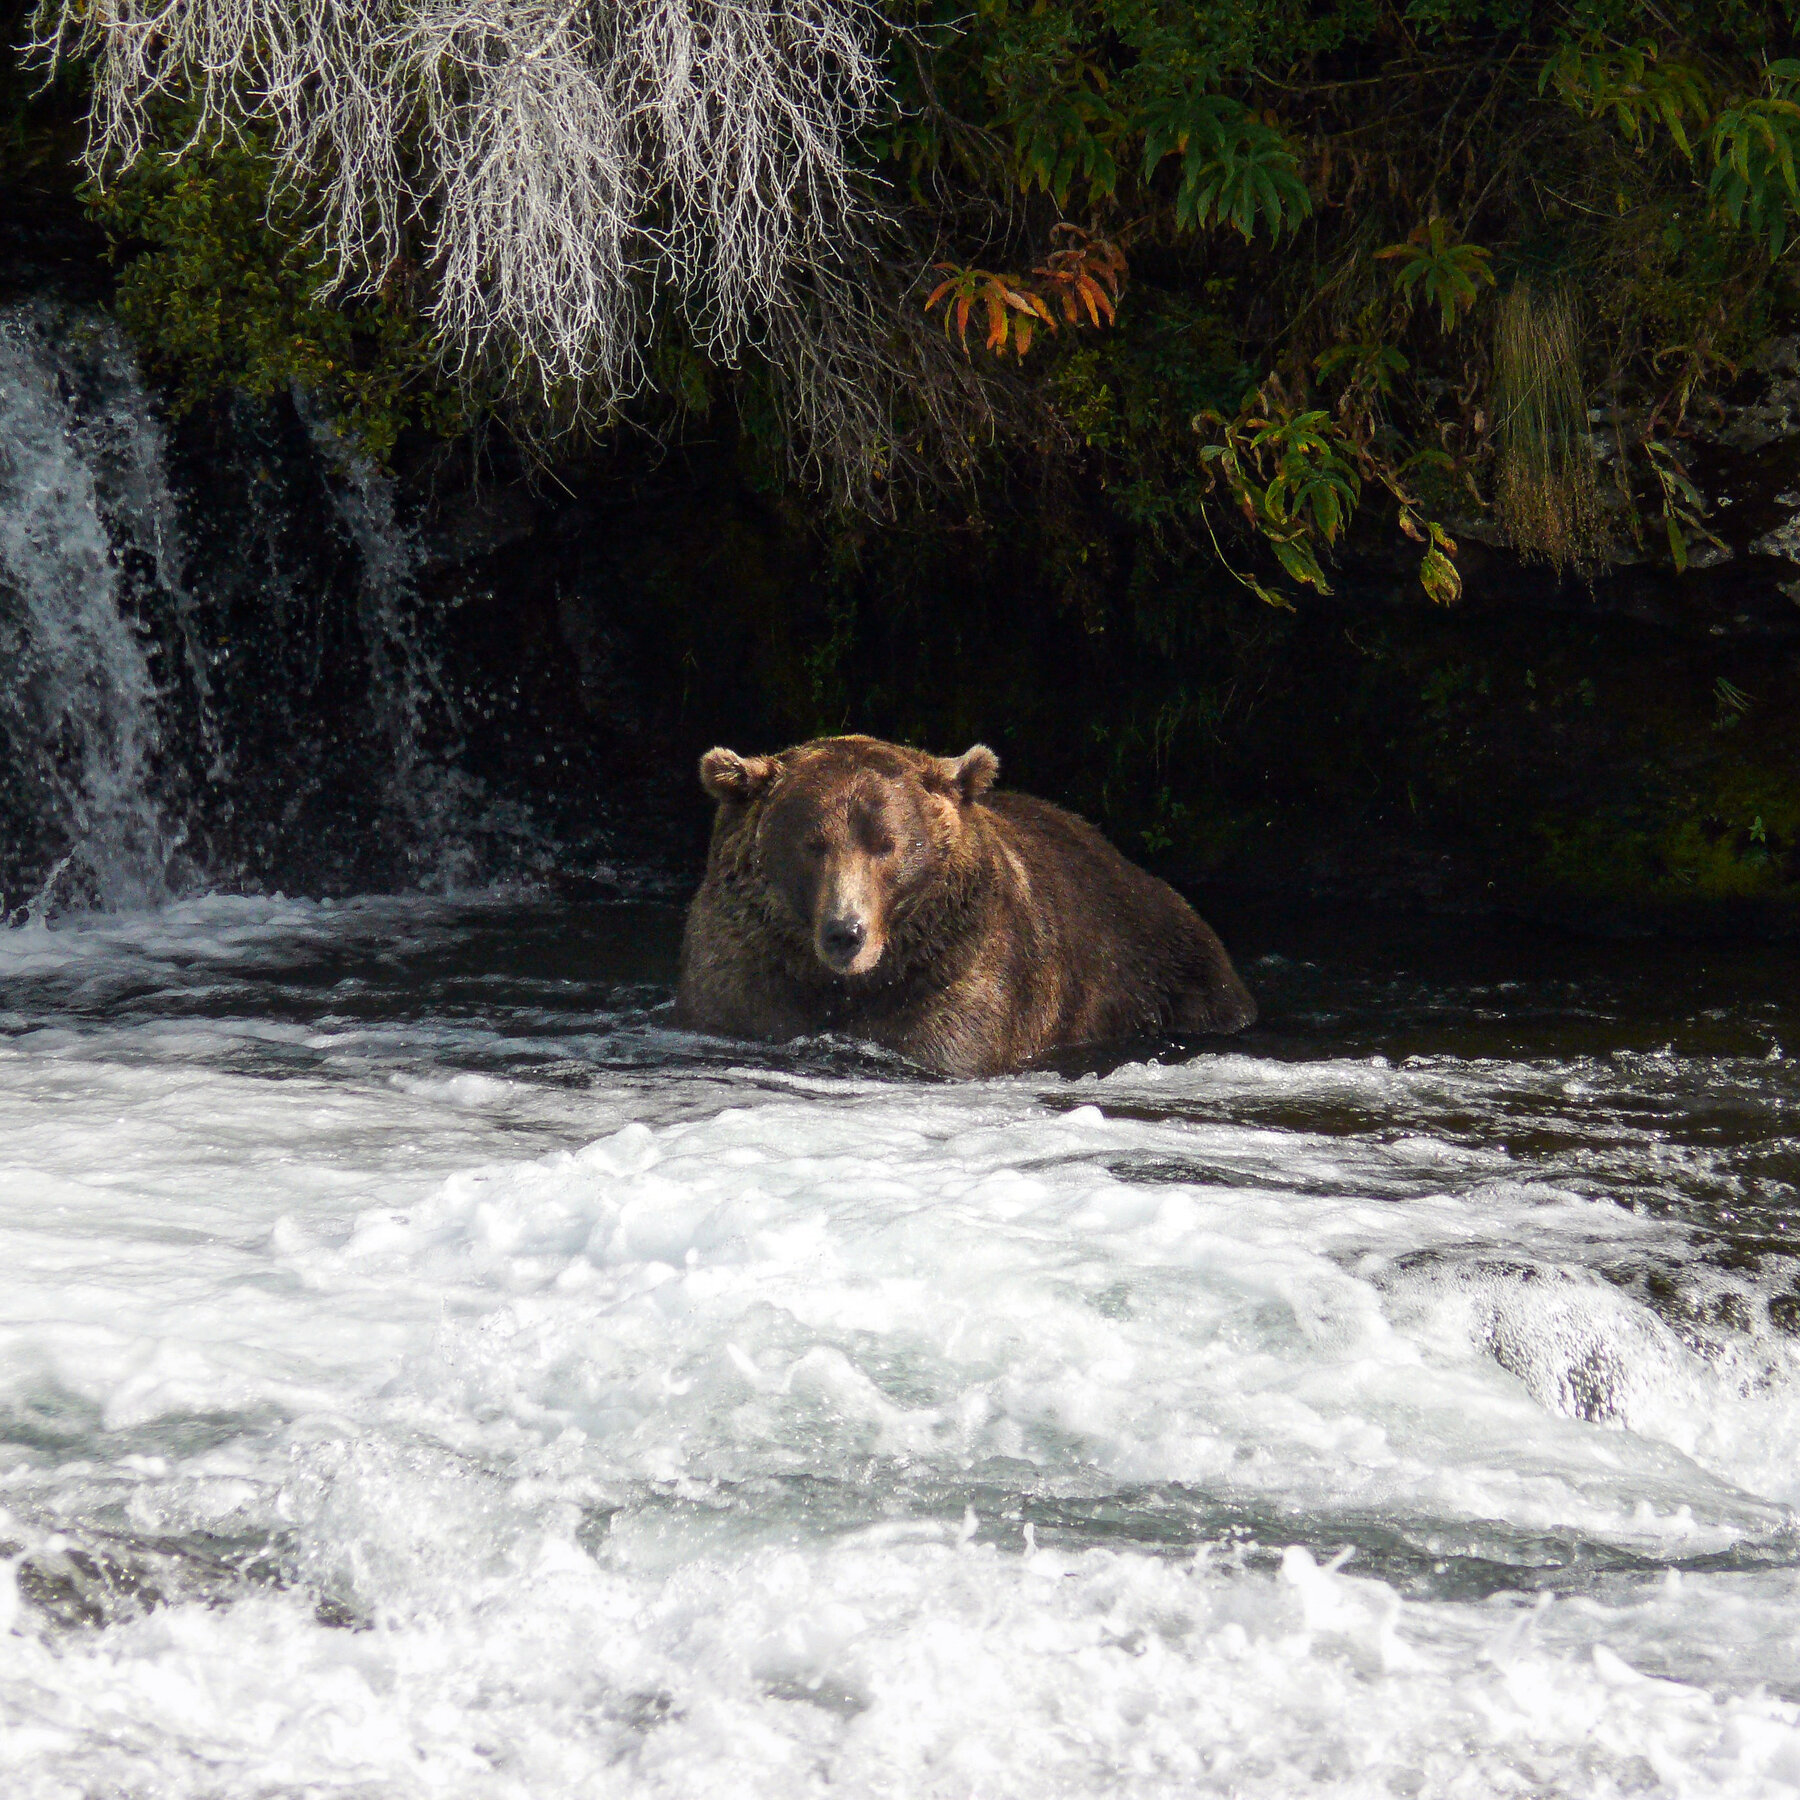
xmin=297 ymin=396 xmax=485 ymax=891
xmin=0 ymin=300 xmax=520 ymax=914
xmin=0 ymin=304 xmax=198 ymax=913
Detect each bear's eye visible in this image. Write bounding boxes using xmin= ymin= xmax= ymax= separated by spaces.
xmin=804 ymin=835 xmax=829 ymax=857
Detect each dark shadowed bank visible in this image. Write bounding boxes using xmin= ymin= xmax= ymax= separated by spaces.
xmin=394 ymin=416 xmax=1800 ymax=938
xmin=5 ymin=0 xmax=1800 ymax=935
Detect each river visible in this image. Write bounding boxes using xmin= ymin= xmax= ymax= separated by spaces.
xmin=3 ymin=889 xmax=1799 ymax=1797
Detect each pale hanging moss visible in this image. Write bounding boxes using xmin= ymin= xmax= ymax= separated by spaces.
xmin=28 ymin=0 xmax=885 ymax=448
xmin=1492 ymin=284 xmax=1604 ymax=572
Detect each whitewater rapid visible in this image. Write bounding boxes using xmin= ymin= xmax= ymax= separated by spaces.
xmin=4 ymin=893 xmax=1800 ymax=1798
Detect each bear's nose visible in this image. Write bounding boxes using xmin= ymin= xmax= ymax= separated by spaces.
xmin=820 ymin=915 xmax=866 ymax=961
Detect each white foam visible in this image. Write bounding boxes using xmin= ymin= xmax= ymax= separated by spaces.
xmin=4 ymin=899 xmax=1800 ymax=1796
xmin=4 ymin=1522 xmax=1800 ymax=1798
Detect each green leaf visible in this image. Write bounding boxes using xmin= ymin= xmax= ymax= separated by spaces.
xmin=1541 ymin=33 xmax=1707 ymax=160
xmin=1377 ymin=218 xmax=1494 ymax=332
xmin=1419 ymin=545 xmax=1462 ymax=605
xmin=1272 ymin=532 xmax=1330 ymax=592
xmin=1142 ymin=87 xmax=1311 ymax=242
xmin=1707 ymin=76 xmax=1800 ymax=254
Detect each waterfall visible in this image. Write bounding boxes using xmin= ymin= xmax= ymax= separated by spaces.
xmin=296 ymin=398 xmax=482 ymax=891
xmin=0 ymin=300 xmax=514 ymax=916
xmin=0 ymin=304 xmax=198 ymax=914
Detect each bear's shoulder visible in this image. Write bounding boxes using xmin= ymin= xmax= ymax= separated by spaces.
xmin=977 ymin=789 xmax=1143 ymax=885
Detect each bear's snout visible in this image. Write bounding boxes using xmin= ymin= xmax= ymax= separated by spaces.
xmin=810 ymin=855 xmax=887 ymax=978
xmin=819 ymin=914 xmax=866 ymax=963
xmin=814 ymin=900 xmax=883 ymax=977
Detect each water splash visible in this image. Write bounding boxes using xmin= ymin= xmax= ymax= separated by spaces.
xmin=0 ymin=304 xmax=197 ymax=912
xmin=297 ymin=396 xmax=483 ymax=890
xmin=0 ymin=302 xmax=520 ymax=914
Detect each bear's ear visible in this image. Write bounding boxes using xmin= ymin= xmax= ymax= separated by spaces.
xmin=937 ymin=744 xmax=999 ymax=805
xmin=699 ymin=747 xmax=777 ymax=805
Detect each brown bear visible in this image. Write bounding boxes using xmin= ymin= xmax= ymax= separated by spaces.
xmin=674 ymin=734 xmax=1256 ymax=1076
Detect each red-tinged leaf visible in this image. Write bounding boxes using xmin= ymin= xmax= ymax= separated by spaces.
xmin=984 ymin=290 xmax=1007 ymax=351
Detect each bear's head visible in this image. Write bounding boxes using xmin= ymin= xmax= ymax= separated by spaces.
xmin=698 ymin=735 xmax=999 ymax=978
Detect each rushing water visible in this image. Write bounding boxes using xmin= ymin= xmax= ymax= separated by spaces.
xmin=0 ymin=300 xmax=533 ymax=915
xmin=0 ymin=305 xmax=198 ymax=911
xmin=3 ymin=891 xmax=1800 ymax=1797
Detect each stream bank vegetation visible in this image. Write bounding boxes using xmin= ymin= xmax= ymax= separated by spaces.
xmin=9 ymin=0 xmax=1800 ymax=926
xmin=21 ymin=0 xmax=1800 ymax=587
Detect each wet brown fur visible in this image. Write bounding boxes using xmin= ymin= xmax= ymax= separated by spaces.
xmin=674 ymin=735 xmax=1257 ymax=1076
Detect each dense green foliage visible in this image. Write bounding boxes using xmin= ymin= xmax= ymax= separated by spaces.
xmin=85 ymin=128 xmax=473 ymax=459
xmin=16 ymin=0 xmax=1799 ymax=596
xmin=877 ymin=0 xmax=1800 ymax=593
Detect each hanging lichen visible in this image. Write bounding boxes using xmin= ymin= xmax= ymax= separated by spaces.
xmin=29 ymin=0 xmax=884 ymax=422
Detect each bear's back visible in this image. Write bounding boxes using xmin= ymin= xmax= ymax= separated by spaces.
xmin=976 ymin=789 xmax=1256 ymax=1042
xmin=978 ymin=788 xmax=1187 ymax=940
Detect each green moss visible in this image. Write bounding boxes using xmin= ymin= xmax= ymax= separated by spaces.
xmin=1527 ymin=793 xmax=1800 ymax=911
xmin=86 ymin=129 xmax=471 ymax=461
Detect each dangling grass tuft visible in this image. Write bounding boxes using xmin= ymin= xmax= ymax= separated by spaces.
xmin=1492 ymin=284 xmax=1604 ymax=574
